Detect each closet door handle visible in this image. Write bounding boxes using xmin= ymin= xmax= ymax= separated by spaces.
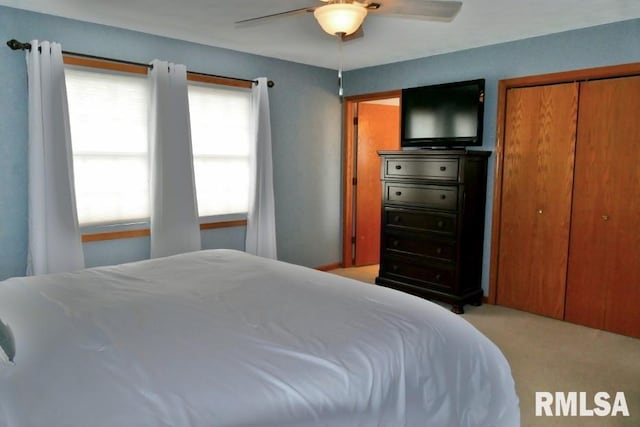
xmin=601 ymin=214 xmax=609 ymax=221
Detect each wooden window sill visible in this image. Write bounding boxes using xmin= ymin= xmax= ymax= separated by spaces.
xmin=82 ymin=220 xmax=248 ymax=242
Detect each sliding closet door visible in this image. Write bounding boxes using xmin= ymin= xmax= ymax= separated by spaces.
xmin=496 ymin=83 xmax=578 ymax=319
xmin=565 ymin=76 xmax=640 ymax=338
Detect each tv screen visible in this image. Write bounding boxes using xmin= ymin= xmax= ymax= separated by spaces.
xmin=401 ymin=79 xmax=485 ymax=148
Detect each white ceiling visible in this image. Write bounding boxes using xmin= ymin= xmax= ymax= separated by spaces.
xmin=3 ymin=0 xmax=640 ymax=70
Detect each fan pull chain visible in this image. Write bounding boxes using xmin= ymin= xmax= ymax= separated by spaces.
xmin=337 ymin=34 xmax=344 ymax=97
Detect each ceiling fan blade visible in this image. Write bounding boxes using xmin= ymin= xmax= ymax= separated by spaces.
xmin=356 ymin=1 xmax=382 ymax=11
xmin=342 ymin=25 xmax=365 ymax=42
xmin=235 ymin=6 xmax=316 ymax=27
xmin=370 ymin=0 xmax=462 ymax=22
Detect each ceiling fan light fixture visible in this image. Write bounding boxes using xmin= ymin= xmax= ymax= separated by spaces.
xmin=313 ymin=3 xmax=368 ymax=36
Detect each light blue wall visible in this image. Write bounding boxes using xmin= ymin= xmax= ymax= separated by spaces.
xmin=0 ymin=6 xmax=342 ymax=279
xmin=2 ymin=7 xmax=638 ymax=287
xmin=83 ymin=226 xmax=246 ymax=269
xmin=345 ymin=19 xmax=640 ymax=294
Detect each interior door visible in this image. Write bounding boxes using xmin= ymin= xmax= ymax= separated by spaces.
xmin=496 ymin=83 xmax=578 ymax=319
xmin=565 ymin=75 xmax=640 ymax=338
xmin=354 ymin=100 xmax=400 ymax=266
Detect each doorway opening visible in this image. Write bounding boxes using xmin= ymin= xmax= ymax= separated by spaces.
xmin=342 ymin=90 xmax=401 ymax=268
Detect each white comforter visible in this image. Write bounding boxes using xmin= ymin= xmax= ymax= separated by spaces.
xmin=0 ymin=249 xmax=519 ymax=426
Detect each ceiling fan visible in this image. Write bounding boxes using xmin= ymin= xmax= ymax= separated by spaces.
xmin=236 ymin=0 xmax=463 ymax=41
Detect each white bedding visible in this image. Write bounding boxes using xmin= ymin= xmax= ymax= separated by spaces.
xmin=0 ymin=249 xmax=519 ymax=426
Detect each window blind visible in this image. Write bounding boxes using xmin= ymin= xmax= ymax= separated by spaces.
xmin=188 ymin=82 xmax=251 ymax=218
xmin=65 ymin=66 xmax=149 ymax=225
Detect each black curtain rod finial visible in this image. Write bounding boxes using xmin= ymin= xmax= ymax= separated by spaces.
xmin=267 ymin=80 xmax=275 ymax=88
xmin=255 ymin=80 xmax=275 ymax=88
xmin=7 ymin=39 xmax=32 ymax=51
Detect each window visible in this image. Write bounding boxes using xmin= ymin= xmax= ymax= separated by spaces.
xmin=65 ymin=58 xmax=253 ymax=234
xmin=65 ymin=65 xmax=149 ymax=226
xmin=188 ymin=81 xmax=251 ymax=218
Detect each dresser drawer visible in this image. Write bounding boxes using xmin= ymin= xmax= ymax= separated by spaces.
xmin=384 ymin=208 xmax=456 ymax=235
xmin=385 ymin=158 xmax=458 ymax=181
xmin=385 ymin=184 xmax=458 ymax=210
xmin=381 ymin=255 xmax=456 ymax=291
xmin=384 ymin=232 xmax=456 ymax=262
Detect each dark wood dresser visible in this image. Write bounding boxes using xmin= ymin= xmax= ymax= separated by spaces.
xmin=375 ymin=150 xmax=490 ymax=314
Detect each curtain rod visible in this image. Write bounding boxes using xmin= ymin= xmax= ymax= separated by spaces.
xmin=6 ymin=39 xmax=274 ymax=88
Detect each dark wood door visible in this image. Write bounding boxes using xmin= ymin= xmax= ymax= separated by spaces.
xmin=354 ymin=101 xmax=400 ymax=266
xmin=565 ymin=76 xmax=640 ymax=338
xmin=496 ymin=83 xmax=578 ymax=319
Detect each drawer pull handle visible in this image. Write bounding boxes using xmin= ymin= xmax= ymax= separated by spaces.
xmin=394 ymin=216 xmax=402 ymax=223
xmin=602 ymin=215 xmax=609 ymax=221
xmin=440 ymin=194 xmax=446 ymax=200
xmin=435 ymin=274 xmax=442 ymax=281
xmin=436 ymin=247 xmax=443 ymax=255
xmin=437 ymin=220 xmax=444 ymax=228
xmin=392 ymin=240 xmax=399 ymax=247
xmin=395 ymin=165 xmax=402 ymax=170
xmin=392 ymin=265 xmax=399 ymax=272
xmin=440 ymin=166 xmax=447 ymax=171
xmin=395 ymin=191 xmax=402 ymax=196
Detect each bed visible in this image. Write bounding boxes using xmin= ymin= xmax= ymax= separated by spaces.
xmin=0 ymin=249 xmax=519 ymax=426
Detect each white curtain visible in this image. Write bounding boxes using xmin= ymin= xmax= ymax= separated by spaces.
xmin=26 ymin=40 xmax=85 ymax=275
xmin=245 ymin=78 xmax=277 ymax=259
xmin=148 ymin=59 xmax=201 ymax=258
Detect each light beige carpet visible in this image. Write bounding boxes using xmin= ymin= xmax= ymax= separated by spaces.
xmin=330 ymin=266 xmax=640 ymax=426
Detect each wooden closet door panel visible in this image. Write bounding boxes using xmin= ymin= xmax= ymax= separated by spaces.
xmin=566 ymin=76 xmax=640 ymax=338
xmin=496 ymin=83 xmax=578 ymax=319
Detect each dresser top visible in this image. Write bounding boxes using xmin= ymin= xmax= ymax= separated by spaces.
xmin=378 ymin=149 xmax=491 ymax=157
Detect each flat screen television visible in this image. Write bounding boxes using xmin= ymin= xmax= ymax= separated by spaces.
xmin=401 ymin=79 xmax=485 ymax=148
